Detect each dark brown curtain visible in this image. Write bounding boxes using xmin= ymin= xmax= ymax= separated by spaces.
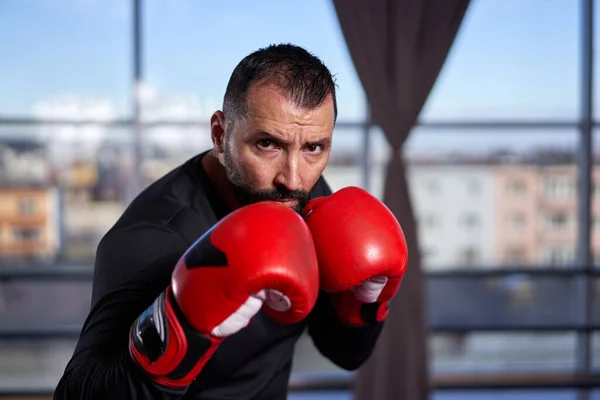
xmin=331 ymin=1 xmax=471 ymax=399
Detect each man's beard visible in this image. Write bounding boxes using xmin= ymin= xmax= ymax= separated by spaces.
xmin=224 ymin=149 xmax=309 ymax=214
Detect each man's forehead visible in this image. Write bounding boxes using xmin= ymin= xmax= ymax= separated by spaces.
xmin=245 ymin=84 xmax=335 ymax=127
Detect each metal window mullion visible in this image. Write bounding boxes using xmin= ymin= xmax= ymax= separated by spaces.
xmin=577 ymin=2 xmax=594 ymax=400
xmin=361 ymin=102 xmax=372 ymax=192
xmin=130 ymin=0 xmax=144 ymax=201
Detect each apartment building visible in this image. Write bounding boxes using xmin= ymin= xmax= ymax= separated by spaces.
xmin=495 ymin=163 xmax=589 ymax=267
xmin=0 ymin=185 xmax=61 ymax=261
xmin=406 ymin=163 xmax=497 ymax=270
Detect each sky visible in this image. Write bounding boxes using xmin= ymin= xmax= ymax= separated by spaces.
xmin=0 ymin=0 xmax=593 ymax=155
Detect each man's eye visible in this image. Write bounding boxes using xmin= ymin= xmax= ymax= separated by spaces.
xmin=306 ymin=144 xmax=322 ymax=153
xmin=258 ymin=139 xmax=275 ymax=149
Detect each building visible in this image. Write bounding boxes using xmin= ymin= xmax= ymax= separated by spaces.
xmin=0 ymin=185 xmax=61 ymax=262
xmin=495 ymin=163 xmax=583 ymax=267
xmin=494 ymin=164 xmax=542 ymax=265
xmin=406 ymin=162 xmax=497 ymax=270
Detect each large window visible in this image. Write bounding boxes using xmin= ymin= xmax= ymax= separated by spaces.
xmin=0 ymin=1 xmax=131 ymax=118
xmin=421 ymin=0 xmax=580 ymax=121
xmin=0 ymin=0 xmax=597 ymax=398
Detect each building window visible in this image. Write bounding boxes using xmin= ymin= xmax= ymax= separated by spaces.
xmin=421 ymin=248 xmax=435 ymax=266
xmin=467 ymin=179 xmax=481 ymax=196
xmin=542 ymin=212 xmax=572 ymax=230
xmin=505 ymin=248 xmax=526 ymax=265
xmin=508 ymin=213 xmax=525 ymax=230
xmin=507 ymin=179 xmax=526 ymax=195
xmin=18 ymin=198 xmax=36 ymax=215
xmin=542 ymin=176 xmax=575 ymax=198
xmin=426 ymin=180 xmax=441 ymax=196
xmin=594 ymin=216 xmax=600 ymax=230
xmin=541 ymin=247 xmax=575 ymax=266
xmin=458 ymin=247 xmax=479 ymax=267
xmin=460 ymin=213 xmax=480 ymax=229
xmin=422 ymin=214 xmax=441 ymax=229
xmin=12 ymin=228 xmax=41 ymax=242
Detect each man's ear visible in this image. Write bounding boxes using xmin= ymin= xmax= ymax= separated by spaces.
xmin=210 ymin=111 xmax=226 ymax=154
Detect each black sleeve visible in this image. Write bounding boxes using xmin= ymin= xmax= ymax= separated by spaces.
xmin=54 ymin=222 xmax=190 ymax=400
xmin=306 ymin=176 xmax=384 ymax=370
xmin=308 ymin=292 xmax=384 ymax=370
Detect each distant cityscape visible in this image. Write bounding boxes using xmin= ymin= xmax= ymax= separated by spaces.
xmin=1 ymin=123 xmax=598 ymax=270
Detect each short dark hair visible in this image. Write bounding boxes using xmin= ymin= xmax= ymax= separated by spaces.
xmin=223 ymin=43 xmax=338 ymax=129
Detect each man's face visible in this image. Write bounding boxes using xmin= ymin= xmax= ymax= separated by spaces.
xmin=216 ymin=82 xmax=334 ymax=214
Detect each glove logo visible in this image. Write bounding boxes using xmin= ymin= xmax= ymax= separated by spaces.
xmin=183 ymin=229 xmax=228 ymax=269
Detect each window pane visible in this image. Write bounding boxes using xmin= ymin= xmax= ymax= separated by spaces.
xmin=141 ymin=124 xmax=365 ymax=193
xmin=323 ymin=126 xmax=365 ymax=192
xmin=421 ymin=0 xmax=579 ymax=121
xmin=433 ymin=391 xmax=577 ymax=400
xmin=0 ymin=281 xmax=90 ymax=332
xmin=429 ymin=275 xmax=584 ymax=329
xmin=289 ymin=393 xmax=351 ymax=400
xmin=140 ymin=125 xmax=212 ymax=186
xmin=591 ymin=332 xmax=600 ymax=370
xmin=0 ymin=1 xmax=131 ymax=118
xmin=432 ymin=333 xmax=576 ymax=375
xmin=0 ymin=125 xmax=133 ymax=264
xmin=0 ymin=339 xmax=77 ymax=391
xmin=591 ymin=130 xmax=600 ymax=266
xmin=288 ymin=391 xmax=586 ymax=400
xmin=370 ymin=127 xmax=580 ymax=270
xmin=590 ymin=281 xmax=600 ymax=324
xmin=143 ymin=0 xmax=366 ymax=122
xmin=593 ymin=3 xmax=600 ymax=118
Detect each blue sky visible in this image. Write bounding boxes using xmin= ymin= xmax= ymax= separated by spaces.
xmin=0 ymin=0 xmax=592 ymax=153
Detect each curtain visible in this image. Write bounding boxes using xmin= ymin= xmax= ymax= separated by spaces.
xmin=331 ymin=0 xmax=472 ymax=399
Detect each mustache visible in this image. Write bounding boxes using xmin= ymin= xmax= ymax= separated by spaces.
xmin=253 ymin=186 xmax=309 ymax=202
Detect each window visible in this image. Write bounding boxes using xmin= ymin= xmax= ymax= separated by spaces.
xmin=18 ymin=198 xmax=36 ymax=215
xmin=542 ymin=212 xmax=573 ymax=231
xmin=467 ymin=179 xmax=481 ymax=195
xmin=505 ymin=248 xmax=527 ymax=265
xmin=420 ymin=0 xmax=579 ymax=121
xmin=508 ymin=213 xmax=525 ymax=230
xmin=375 ymin=127 xmax=578 ymax=271
xmin=12 ymin=228 xmax=41 ymax=242
xmin=0 ymin=1 xmax=131 ymax=118
xmin=422 ymin=214 xmax=441 ymax=229
xmin=458 ymin=247 xmax=479 ymax=266
xmin=542 ymin=175 xmax=576 ymax=198
xmin=0 ymin=0 xmax=594 ymax=396
xmin=507 ymin=179 xmax=527 ymax=195
xmin=540 ymin=247 xmax=576 ymax=266
xmin=143 ymin=0 xmax=366 ymax=122
xmin=460 ymin=213 xmax=480 ymax=229
xmin=422 ymin=248 xmax=436 ymax=265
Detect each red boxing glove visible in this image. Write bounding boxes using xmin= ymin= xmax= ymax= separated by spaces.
xmin=129 ymin=202 xmax=319 ymax=388
xmin=304 ymin=186 xmax=408 ymax=326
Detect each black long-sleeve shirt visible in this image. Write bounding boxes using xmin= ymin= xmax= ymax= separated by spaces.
xmin=54 ymin=152 xmax=383 ymax=400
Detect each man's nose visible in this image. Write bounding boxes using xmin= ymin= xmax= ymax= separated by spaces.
xmin=274 ymin=154 xmax=302 ymax=191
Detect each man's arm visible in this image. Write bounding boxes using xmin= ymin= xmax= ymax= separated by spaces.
xmin=307 ymin=291 xmax=384 ymax=370
xmin=306 ymin=178 xmax=385 ymax=370
xmin=54 ymin=222 xmax=190 ymax=400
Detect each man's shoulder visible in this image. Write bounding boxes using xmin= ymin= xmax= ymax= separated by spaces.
xmin=98 ymin=220 xmax=186 ymax=253
xmin=112 ymin=155 xmax=217 ymax=244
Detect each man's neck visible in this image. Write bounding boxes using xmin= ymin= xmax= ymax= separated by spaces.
xmin=200 ymin=150 xmax=240 ymax=211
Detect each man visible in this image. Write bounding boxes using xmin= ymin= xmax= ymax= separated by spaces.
xmin=54 ymin=43 xmax=407 ymax=400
